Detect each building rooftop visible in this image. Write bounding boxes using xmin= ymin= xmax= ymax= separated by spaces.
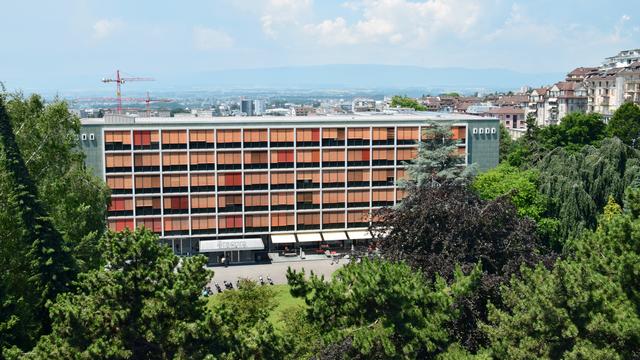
xmin=81 ymin=111 xmax=495 ymax=126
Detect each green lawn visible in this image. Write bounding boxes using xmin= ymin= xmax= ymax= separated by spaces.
xmin=207 ymin=284 xmax=306 ymax=329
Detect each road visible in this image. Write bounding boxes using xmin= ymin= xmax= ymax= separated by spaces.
xmin=207 ymin=259 xmax=344 ymax=287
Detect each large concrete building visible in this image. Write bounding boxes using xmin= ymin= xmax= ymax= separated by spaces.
xmin=79 ymin=113 xmax=499 ymax=264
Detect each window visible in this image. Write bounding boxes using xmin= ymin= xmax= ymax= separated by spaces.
xmin=372 ymin=148 xmax=394 ymax=166
xmin=163 ymin=196 xmax=189 ymax=214
xmin=105 ymin=153 xmax=132 ymax=173
xmin=372 ymin=127 xmax=395 ymax=145
xmin=244 ymin=129 xmax=268 ymax=148
xmin=347 ymin=190 xmax=370 ymax=208
xmin=216 ymin=151 xmax=241 ymax=170
xmin=245 ymin=193 xmax=269 ymax=212
xmin=347 ymin=210 xmax=369 ymax=227
xmin=164 ymin=217 xmax=189 ymax=236
xmin=192 ymin=216 xmax=216 ymax=235
xmin=191 ymin=195 xmax=215 ymax=214
xmin=108 ymin=197 xmax=133 ymax=216
xmin=135 ymin=197 xmax=161 ymax=215
xmin=136 ymin=218 xmax=161 ymax=234
xmin=106 ymin=175 xmax=132 ymax=194
xmin=134 ymin=153 xmax=160 ymax=172
xmin=244 ymin=172 xmax=268 ymax=190
xmin=297 ymin=191 xmax=320 ymax=209
xmin=372 ymin=169 xmax=394 ymax=187
xmin=296 ymin=129 xmax=320 ymax=147
xmin=322 ymin=191 xmax=345 ymax=209
xmin=189 ymin=129 xmax=215 ymax=149
xmin=108 ymin=219 xmax=133 ymax=232
xmin=270 ymin=129 xmax=294 ymax=147
xmin=162 ymin=152 xmax=188 ymax=172
xmin=271 ymin=172 xmax=294 ymax=189
xmin=271 ymin=150 xmax=294 ymax=168
xmin=217 ymin=173 xmax=242 ymax=191
xmin=322 ymin=149 xmax=345 ymax=167
xmin=190 ymin=152 xmax=215 ymax=171
xmin=296 ymin=150 xmax=320 ymax=168
xmin=322 ymin=211 xmax=345 ymax=229
xmin=134 ymin=175 xmax=160 ymax=194
xmin=347 ymin=169 xmax=370 ymax=187
xmin=105 ymin=131 xmax=132 ymax=151
xmin=271 ymin=213 xmax=294 ymax=231
xmin=347 ymin=149 xmax=370 ymax=166
xmin=271 ymin=192 xmax=294 ymax=211
xmin=322 ymin=128 xmax=345 ymax=146
xmin=218 ymin=194 xmax=242 ymax=213
xmin=372 ymin=189 xmax=394 ymax=207
xmin=322 ymin=170 xmax=345 ymax=188
xmin=218 ymin=215 xmax=243 ymax=233
xmin=216 ymin=129 xmax=241 ymax=148
xmin=245 ymin=214 xmax=269 ymax=232
xmin=191 ymin=173 xmax=215 ymax=192
xmin=396 ymin=148 xmax=418 ymax=164
xmin=133 ymin=130 xmax=159 ymax=150
xmin=347 ymin=128 xmax=370 ymax=146
xmin=397 ymin=127 xmax=419 ymax=145
xmin=297 ymin=212 xmax=320 ymax=230
xmin=163 ymin=174 xmax=188 ymax=193
xmin=244 ymin=151 xmax=268 ymax=169
xmin=162 ymin=130 xmax=187 ymax=150
xmin=297 ymin=171 xmax=320 ymax=189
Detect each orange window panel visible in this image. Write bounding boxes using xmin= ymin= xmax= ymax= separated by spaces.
xmin=271 ymin=192 xmax=295 ymax=205
xmin=397 ymin=148 xmax=418 ymax=161
xmin=398 ymin=127 xmax=419 ymax=142
xmin=347 ymin=128 xmax=371 ymax=139
xmin=323 ymin=191 xmax=346 ymax=203
xmin=192 ymin=216 xmax=216 ymax=230
xmin=270 ymin=129 xmax=294 ymax=142
xmin=271 ymin=213 xmax=294 ymax=226
xmin=244 ymin=172 xmax=268 ymax=185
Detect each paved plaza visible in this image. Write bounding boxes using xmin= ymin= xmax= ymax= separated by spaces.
xmin=207 ymin=259 xmax=345 ymax=287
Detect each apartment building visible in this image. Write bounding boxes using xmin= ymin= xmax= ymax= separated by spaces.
xmin=79 ymin=113 xmax=499 ymax=264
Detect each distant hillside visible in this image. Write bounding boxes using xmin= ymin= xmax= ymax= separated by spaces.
xmin=185 ymin=64 xmax=563 ymax=91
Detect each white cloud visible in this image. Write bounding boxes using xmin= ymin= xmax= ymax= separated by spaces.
xmin=608 ymin=14 xmax=631 ymax=43
xmin=233 ymin=0 xmax=313 ymax=38
xmin=92 ymin=19 xmax=124 ymax=40
xmin=303 ymin=0 xmax=481 ymax=46
xmin=193 ymin=26 xmax=234 ymax=51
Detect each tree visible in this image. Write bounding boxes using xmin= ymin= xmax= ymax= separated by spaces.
xmin=390 ymin=96 xmax=427 ymax=111
xmin=607 ymin=102 xmax=640 ymax=147
xmin=372 ymin=184 xmax=553 ymax=351
xmin=406 ymin=123 xmax=476 ymax=187
xmin=536 ymin=137 xmax=640 ymax=239
xmin=539 ymin=112 xmax=606 ymax=152
xmin=4 ymin=92 xmax=110 ymax=271
xmin=23 ymin=228 xmax=213 ymax=360
xmin=206 ymin=279 xmax=285 ymax=359
xmin=485 ymin=187 xmax=640 ymax=359
xmin=0 ymin=99 xmax=76 ymax=353
xmin=498 ymin=124 xmax=513 ymax=162
xmin=286 ymin=259 xmax=481 ymax=359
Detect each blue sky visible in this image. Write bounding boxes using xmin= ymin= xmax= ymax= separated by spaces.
xmin=1 ymin=0 xmax=638 ymax=91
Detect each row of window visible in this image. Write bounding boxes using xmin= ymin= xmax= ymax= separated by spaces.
xmin=108 ymin=189 xmax=403 ymax=217
xmin=108 ymin=210 xmax=376 ymax=235
xmin=104 ymin=127 xmax=466 ymax=151
xmin=106 ymin=169 xmax=405 ymax=194
xmin=104 ymin=148 xmax=420 ymax=173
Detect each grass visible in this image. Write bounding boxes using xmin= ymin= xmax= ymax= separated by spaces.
xmin=207 ymin=284 xmax=306 ymax=329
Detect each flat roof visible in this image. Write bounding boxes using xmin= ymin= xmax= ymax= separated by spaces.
xmin=80 ymin=111 xmax=497 ymax=127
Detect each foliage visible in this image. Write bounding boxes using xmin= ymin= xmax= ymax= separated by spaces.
xmin=406 ymin=123 xmax=476 ymax=187
xmin=607 ymin=102 xmax=640 ymax=147
xmin=472 ymin=164 xmax=547 ymax=220
xmin=538 ymin=112 xmax=606 ymax=152
xmin=206 ymin=279 xmax=285 ymax=360
xmin=23 ymin=228 xmax=212 ymax=360
xmin=280 ymin=306 xmax=322 ymax=360
xmin=287 ymin=259 xmax=481 ymax=359
xmin=0 ymin=99 xmax=76 ymax=354
xmin=390 ymin=95 xmax=427 ymax=111
xmin=536 ymin=137 xmax=640 ymax=239
xmin=485 ymin=187 xmax=640 ymax=359
xmin=498 ymin=123 xmax=512 ymax=162
xmin=3 ymin=92 xmax=110 ymax=271
xmin=372 ymin=183 xmax=554 ymax=351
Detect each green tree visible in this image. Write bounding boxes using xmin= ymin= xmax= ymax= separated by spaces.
xmin=0 ymin=99 xmax=76 ymax=353
xmin=390 ymin=95 xmax=427 ymax=111
xmin=406 ymin=123 xmax=476 ymax=187
xmin=23 ymin=228 xmax=212 ymax=360
xmin=485 ymin=188 xmax=640 ymax=359
xmin=498 ymin=123 xmax=513 ymax=162
xmin=286 ymin=259 xmax=481 ymax=359
xmin=206 ymin=279 xmax=285 ymax=359
xmin=4 ymin=92 xmax=110 ymax=271
xmin=607 ymin=102 xmax=640 ymax=147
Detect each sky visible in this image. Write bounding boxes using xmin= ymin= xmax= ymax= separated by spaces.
xmin=1 ymin=0 xmax=639 ymax=92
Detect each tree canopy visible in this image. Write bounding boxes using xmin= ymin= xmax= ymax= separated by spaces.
xmin=390 ymin=95 xmax=427 ymax=111
xmin=607 ymin=102 xmax=640 ymax=147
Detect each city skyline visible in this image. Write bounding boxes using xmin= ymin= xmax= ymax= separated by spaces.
xmin=1 ymin=0 xmax=639 ymax=92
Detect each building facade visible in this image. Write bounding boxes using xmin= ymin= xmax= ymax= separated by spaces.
xmin=79 ymin=114 xmax=499 ymax=264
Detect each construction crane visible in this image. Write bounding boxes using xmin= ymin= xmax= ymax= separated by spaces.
xmin=101 ymin=70 xmax=154 ymax=113
xmin=72 ymin=92 xmax=173 ymax=116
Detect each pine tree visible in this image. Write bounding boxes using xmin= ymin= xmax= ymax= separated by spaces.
xmin=0 ymin=100 xmax=75 ymax=352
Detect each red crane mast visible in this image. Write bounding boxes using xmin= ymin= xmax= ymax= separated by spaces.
xmin=101 ymin=70 xmax=154 ymax=113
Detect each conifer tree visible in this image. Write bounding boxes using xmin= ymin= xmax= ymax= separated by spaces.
xmin=0 ymin=100 xmax=75 ymax=352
